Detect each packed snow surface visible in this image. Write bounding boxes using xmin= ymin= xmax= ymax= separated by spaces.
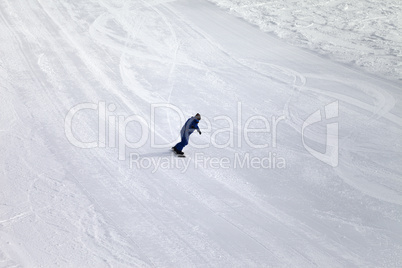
xmin=1 ymin=0 xmax=402 ymax=267
xmin=208 ymin=0 xmax=402 ymax=80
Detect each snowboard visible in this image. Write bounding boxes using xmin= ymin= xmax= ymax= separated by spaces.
xmin=171 ymin=147 xmax=186 ymax=158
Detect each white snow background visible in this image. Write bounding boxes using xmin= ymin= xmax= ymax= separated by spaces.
xmin=208 ymin=0 xmax=402 ymax=80
xmin=0 ymin=0 xmax=401 ymax=267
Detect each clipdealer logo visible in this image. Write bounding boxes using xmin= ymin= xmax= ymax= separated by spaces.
xmin=302 ymin=101 xmax=339 ymax=167
xmin=64 ymin=102 xmax=286 ymax=161
xmin=64 ymin=101 xmax=339 ymax=169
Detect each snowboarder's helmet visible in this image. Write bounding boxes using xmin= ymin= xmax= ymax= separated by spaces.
xmin=195 ymin=113 xmax=201 ymax=120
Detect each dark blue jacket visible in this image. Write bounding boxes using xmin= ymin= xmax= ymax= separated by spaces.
xmin=181 ymin=117 xmax=200 ymax=138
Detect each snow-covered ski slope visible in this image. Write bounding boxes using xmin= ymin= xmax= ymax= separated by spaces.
xmin=0 ymin=0 xmax=401 ymax=267
xmin=207 ymin=0 xmax=402 ymax=80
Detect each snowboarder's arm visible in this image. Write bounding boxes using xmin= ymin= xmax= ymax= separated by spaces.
xmin=193 ymin=121 xmax=201 ymax=134
xmin=189 ymin=119 xmax=200 ymax=130
xmin=185 ymin=118 xmax=201 ymax=134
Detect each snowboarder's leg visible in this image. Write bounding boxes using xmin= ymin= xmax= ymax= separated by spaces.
xmin=174 ymin=134 xmax=189 ymax=152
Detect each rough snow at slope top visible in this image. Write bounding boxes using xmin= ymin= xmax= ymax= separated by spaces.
xmin=207 ymin=0 xmax=402 ymax=80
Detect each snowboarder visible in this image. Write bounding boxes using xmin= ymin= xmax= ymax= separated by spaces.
xmin=172 ymin=113 xmax=202 ymax=156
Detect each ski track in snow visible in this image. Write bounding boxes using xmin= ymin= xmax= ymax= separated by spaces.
xmin=207 ymin=0 xmax=402 ymax=81
xmin=0 ymin=0 xmax=401 ymax=267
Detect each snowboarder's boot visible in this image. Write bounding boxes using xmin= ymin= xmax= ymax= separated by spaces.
xmin=172 ymin=146 xmax=185 ymax=156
